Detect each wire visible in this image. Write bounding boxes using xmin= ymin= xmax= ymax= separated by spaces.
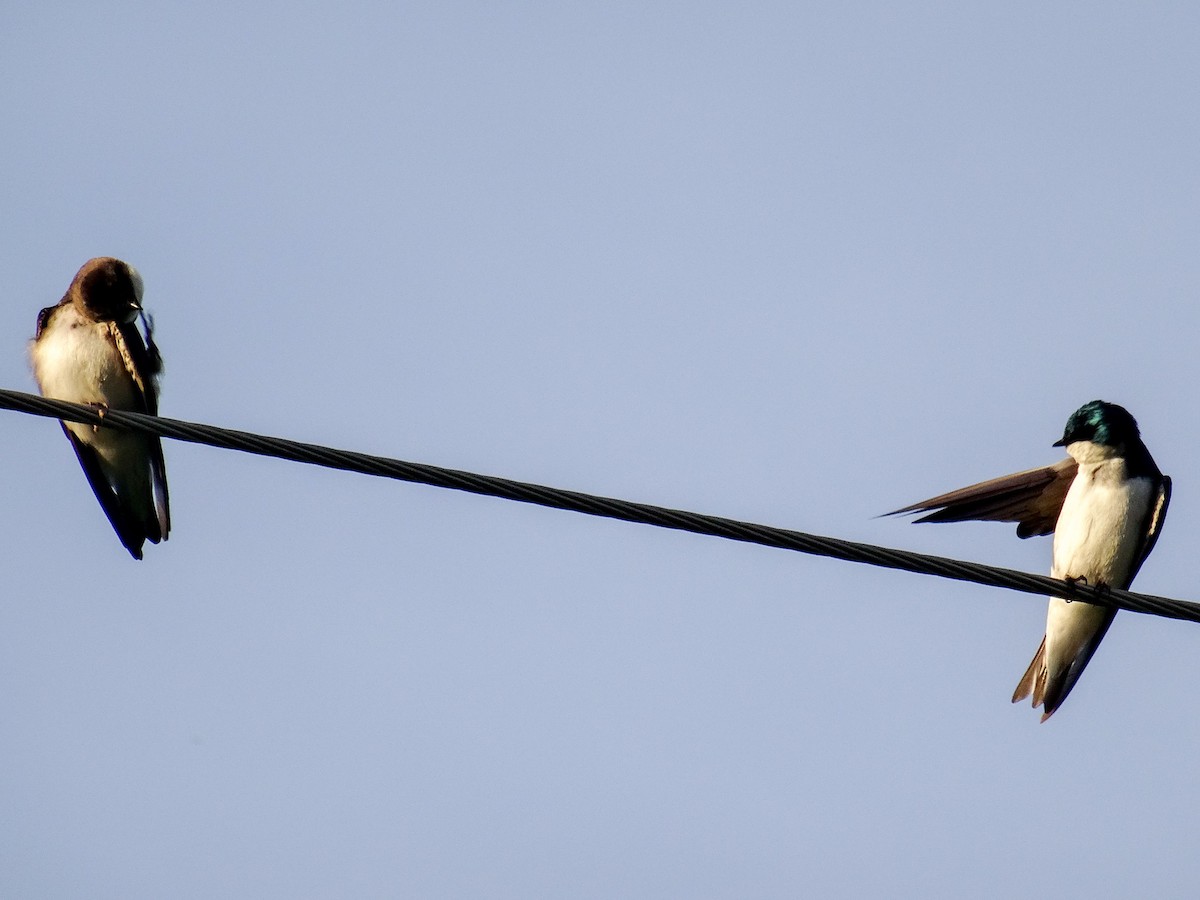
xmin=2 ymin=386 xmax=1197 ymax=624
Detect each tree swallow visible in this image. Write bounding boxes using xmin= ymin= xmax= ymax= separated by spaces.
xmin=891 ymin=401 xmax=1170 ymax=721
xmin=29 ymin=257 xmax=171 ymax=560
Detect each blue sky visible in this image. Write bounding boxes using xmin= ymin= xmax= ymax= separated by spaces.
xmin=4 ymin=4 xmax=1200 ymax=898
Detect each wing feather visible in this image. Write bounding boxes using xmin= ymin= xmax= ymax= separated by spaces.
xmin=1124 ymin=476 xmax=1170 ymax=588
xmin=106 ymin=317 xmax=171 ymax=543
xmin=61 ymin=424 xmax=147 ymax=560
xmin=35 ymin=304 xmax=58 ymax=339
xmin=887 ymin=458 xmax=1077 ymax=538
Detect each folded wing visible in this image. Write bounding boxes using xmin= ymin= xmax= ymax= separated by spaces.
xmin=1124 ymin=476 xmax=1171 ymax=588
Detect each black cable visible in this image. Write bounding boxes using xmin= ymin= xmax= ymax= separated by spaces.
xmin=2 ymin=386 xmax=1197 ymax=624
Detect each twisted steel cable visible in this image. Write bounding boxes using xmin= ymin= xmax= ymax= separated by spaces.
xmin=2 ymin=387 xmax=1197 ymax=624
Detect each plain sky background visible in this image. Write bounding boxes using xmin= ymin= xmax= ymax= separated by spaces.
xmin=4 ymin=4 xmax=1200 ymax=898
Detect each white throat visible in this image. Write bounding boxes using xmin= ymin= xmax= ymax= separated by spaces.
xmin=1065 ymin=439 xmax=1122 ymax=467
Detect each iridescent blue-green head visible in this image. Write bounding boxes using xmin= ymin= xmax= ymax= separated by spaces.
xmin=1053 ymin=400 xmax=1140 ymax=449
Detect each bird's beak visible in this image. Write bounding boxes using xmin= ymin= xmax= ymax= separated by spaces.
xmin=1052 ymin=438 xmax=1066 ymax=448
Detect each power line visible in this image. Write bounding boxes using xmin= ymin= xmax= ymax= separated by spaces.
xmin=2 ymin=386 xmax=1197 ymax=624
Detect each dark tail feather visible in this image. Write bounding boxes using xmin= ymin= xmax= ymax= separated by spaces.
xmin=1038 ymin=612 xmax=1117 ymax=723
xmin=1012 ymin=636 xmax=1045 ymax=705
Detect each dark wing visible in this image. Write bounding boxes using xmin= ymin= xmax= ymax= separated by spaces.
xmin=35 ymin=303 xmax=58 ymax=339
xmin=61 ymin=423 xmax=148 ymax=560
xmin=135 ymin=315 xmax=170 ymax=538
xmin=109 ymin=320 xmax=159 ymax=414
xmin=1123 ymin=476 xmax=1171 ymax=588
xmin=148 ymin=431 xmax=170 ymax=542
xmin=886 ymin=457 xmax=1078 ymax=539
xmin=109 ymin=318 xmax=171 ymax=541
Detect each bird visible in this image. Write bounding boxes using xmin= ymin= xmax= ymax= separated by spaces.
xmin=29 ymin=257 xmax=171 ymax=560
xmin=890 ymin=401 xmax=1170 ymax=721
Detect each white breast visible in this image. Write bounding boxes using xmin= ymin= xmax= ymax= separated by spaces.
xmin=1051 ymin=456 xmax=1153 ymax=587
xmin=30 ymin=307 xmax=138 ymax=410
xmin=29 ymin=307 xmax=144 ymax=461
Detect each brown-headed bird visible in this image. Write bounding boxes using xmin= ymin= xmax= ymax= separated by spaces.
xmin=30 ymin=257 xmax=170 ymax=559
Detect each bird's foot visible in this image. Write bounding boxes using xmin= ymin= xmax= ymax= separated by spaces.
xmin=90 ymin=402 xmax=109 ymax=432
xmin=1062 ymin=576 xmax=1110 ymax=603
xmin=1063 ymin=575 xmax=1088 ymax=602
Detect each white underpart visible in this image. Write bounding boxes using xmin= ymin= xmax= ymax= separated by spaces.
xmin=29 ymin=305 xmax=145 ymax=468
xmin=1044 ymin=439 xmax=1153 ymax=682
